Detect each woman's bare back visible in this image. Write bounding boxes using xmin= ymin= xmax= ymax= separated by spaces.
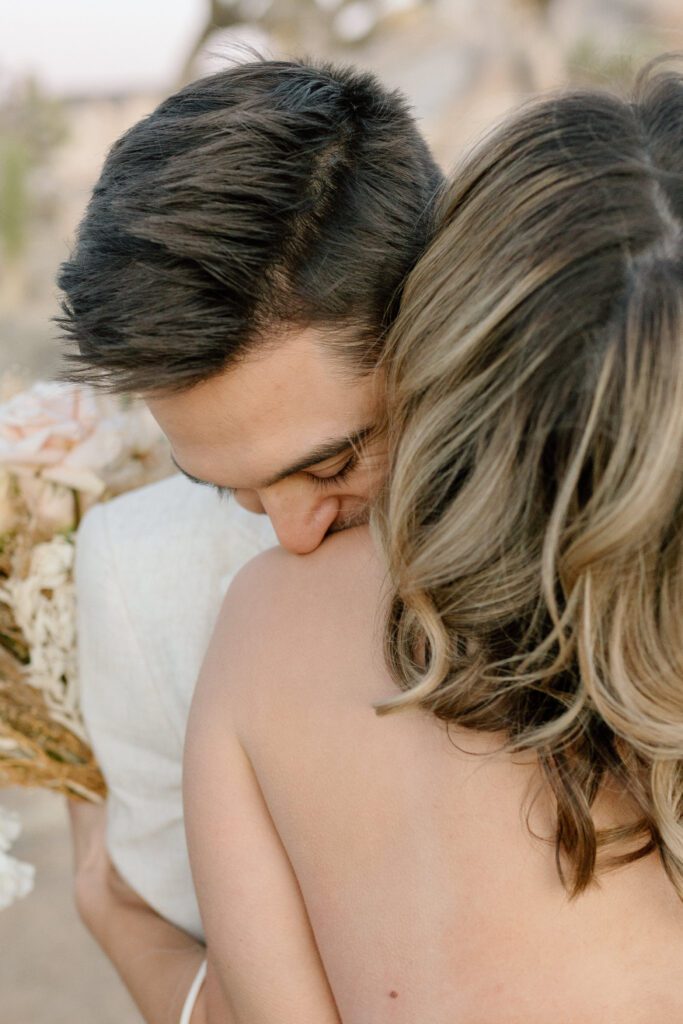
xmin=231 ymin=527 xmax=683 ymax=1023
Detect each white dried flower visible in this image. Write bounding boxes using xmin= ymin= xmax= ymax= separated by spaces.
xmin=0 ymin=805 xmax=34 ymax=910
xmin=0 ymin=535 xmax=83 ymax=740
xmin=0 ymin=804 xmax=21 ymax=850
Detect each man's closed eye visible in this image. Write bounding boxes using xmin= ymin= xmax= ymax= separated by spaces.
xmin=308 ymin=452 xmax=359 ymax=490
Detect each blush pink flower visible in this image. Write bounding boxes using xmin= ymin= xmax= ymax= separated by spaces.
xmin=0 ymin=381 xmax=169 ymax=532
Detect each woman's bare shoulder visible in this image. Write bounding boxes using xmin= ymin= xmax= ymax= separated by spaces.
xmin=208 ymin=525 xmax=387 ymax=711
xmin=223 ymin=524 xmax=383 ymax=630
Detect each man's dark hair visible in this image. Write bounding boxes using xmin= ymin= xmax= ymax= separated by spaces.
xmin=57 ymin=58 xmax=443 ymax=395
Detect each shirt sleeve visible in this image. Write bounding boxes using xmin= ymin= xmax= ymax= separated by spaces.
xmin=73 ymin=477 xmax=277 ymax=942
xmin=74 ymin=501 xmax=204 ymax=940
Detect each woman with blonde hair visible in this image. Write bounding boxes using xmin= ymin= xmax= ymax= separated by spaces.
xmin=184 ymin=59 xmax=683 ymax=1022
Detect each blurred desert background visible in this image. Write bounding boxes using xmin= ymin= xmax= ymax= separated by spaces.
xmin=1 ymin=1 xmax=683 ymax=1020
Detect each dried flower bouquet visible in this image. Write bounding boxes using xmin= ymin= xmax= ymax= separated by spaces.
xmin=0 ymin=371 xmax=174 ymax=905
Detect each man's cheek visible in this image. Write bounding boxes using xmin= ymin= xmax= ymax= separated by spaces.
xmin=233 ymin=491 xmax=266 ymax=514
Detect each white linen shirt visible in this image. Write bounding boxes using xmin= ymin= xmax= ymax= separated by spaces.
xmin=75 ymin=473 xmax=276 ymax=941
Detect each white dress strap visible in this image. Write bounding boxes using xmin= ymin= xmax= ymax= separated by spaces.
xmin=180 ymin=959 xmax=207 ymax=1024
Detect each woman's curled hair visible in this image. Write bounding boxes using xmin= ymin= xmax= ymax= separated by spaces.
xmin=376 ymin=57 xmax=683 ymax=899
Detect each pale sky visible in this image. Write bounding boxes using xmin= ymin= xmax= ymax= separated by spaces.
xmin=0 ymin=0 xmax=208 ymax=96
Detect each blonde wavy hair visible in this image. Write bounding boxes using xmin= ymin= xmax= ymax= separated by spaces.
xmin=375 ymin=58 xmax=683 ymax=899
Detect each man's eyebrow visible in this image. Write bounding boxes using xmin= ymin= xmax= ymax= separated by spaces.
xmin=170 ymin=423 xmax=377 ymax=491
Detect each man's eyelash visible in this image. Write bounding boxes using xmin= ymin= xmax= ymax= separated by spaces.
xmin=206 ymin=452 xmax=358 ymax=500
xmin=210 ymin=484 xmax=234 ymax=502
xmin=308 ymin=454 xmax=358 ymax=489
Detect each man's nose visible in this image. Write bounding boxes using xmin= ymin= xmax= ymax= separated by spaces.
xmin=261 ymin=492 xmax=340 ymax=555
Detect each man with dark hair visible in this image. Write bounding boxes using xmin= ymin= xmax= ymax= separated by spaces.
xmin=61 ymin=58 xmax=441 ymax=1021
xmin=59 ymin=57 xmax=440 ymax=552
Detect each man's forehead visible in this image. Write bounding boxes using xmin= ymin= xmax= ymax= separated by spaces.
xmin=152 ymin=328 xmax=377 ymax=412
xmin=145 ymin=328 xmax=383 ymax=486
